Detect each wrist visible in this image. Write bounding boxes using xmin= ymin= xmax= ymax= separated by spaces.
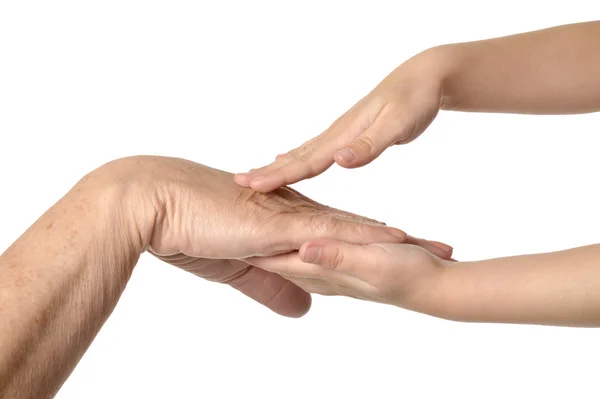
xmin=390 ymin=258 xmax=453 ymax=317
xmin=86 ymin=156 xmax=162 ymax=257
xmin=419 ymin=44 xmax=467 ymax=111
xmin=406 ymin=259 xmax=473 ymax=322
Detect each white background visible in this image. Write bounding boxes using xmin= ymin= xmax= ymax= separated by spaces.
xmin=1 ymin=1 xmax=599 ymax=398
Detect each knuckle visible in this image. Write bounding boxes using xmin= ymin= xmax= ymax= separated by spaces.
xmin=289 ymin=147 xmax=321 ymax=178
xmin=354 ymin=135 xmax=377 ymax=154
xmin=326 ymin=247 xmax=344 ymax=270
xmin=289 ymin=145 xmax=312 ymax=162
xmin=307 ymin=213 xmax=337 ymax=235
xmin=300 ymin=160 xmax=319 ymax=179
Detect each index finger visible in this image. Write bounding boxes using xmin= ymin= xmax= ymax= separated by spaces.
xmin=234 ymin=141 xmax=337 ymax=192
xmin=234 ymin=102 xmax=367 ymax=192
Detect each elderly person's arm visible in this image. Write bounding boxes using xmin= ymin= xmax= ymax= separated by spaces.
xmin=0 ymin=156 xmax=450 ymax=398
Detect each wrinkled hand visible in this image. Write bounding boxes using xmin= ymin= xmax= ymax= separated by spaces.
xmin=234 ymin=48 xmax=445 ymax=192
xmin=107 ymin=156 xmax=423 ymax=317
xmin=247 ymin=237 xmax=452 ymax=312
xmin=157 ymin=257 xmax=313 ymax=318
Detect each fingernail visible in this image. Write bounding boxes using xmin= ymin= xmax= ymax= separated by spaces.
xmin=386 ymin=228 xmax=407 ymax=241
xmin=428 ymin=240 xmax=453 ymax=253
xmin=302 ymin=246 xmax=321 ymax=263
xmin=424 ymin=242 xmax=453 ymax=259
xmin=428 ymin=246 xmax=451 ymax=259
xmin=334 ymin=148 xmax=356 ymax=163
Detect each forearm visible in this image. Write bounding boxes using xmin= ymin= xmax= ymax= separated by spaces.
xmin=0 ymin=168 xmax=151 ymax=398
xmin=434 ymin=21 xmax=600 ymax=114
xmin=427 ymin=244 xmax=600 ymax=326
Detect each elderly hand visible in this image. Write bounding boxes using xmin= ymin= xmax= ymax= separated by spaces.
xmin=98 ymin=156 xmax=447 ymax=317
xmin=2 ymin=155 xmax=448 ymax=397
xmin=246 ymin=237 xmax=451 ymax=314
xmin=234 ymin=48 xmax=448 ymax=192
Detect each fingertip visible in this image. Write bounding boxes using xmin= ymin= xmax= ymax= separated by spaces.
xmin=250 ymin=176 xmax=281 ymax=192
xmin=439 ymin=247 xmax=454 ymax=259
xmin=234 ymin=173 xmax=252 ymax=186
xmin=423 ymin=240 xmax=453 ymax=259
xmin=333 ymin=148 xmax=356 ymax=168
xmin=281 ymin=289 xmax=312 ymax=318
xmin=427 ymin=240 xmax=453 ymax=254
xmin=385 ymin=227 xmax=408 ymax=242
xmin=300 ymin=245 xmax=321 ymax=263
xmin=272 ymin=283 xmax=313 ymax=318
xmin=423 ymin=241 xmax=453 ymax=260
xmin=299 ymin=238 xmax=340 ymax=263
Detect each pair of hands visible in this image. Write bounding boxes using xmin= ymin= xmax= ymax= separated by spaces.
xmin=233 ymin=48 xmax=450 ymax=310
xmin=105 ymin=155 xmax=450 ymax=318
xmin=113 ymin=49 xmax=450 ymax=317
xmin=0 ymin=51 xmax=452 ymax=397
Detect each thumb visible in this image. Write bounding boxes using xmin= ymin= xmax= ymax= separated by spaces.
xmin=333 ymin=114 xmax=399 ymax=169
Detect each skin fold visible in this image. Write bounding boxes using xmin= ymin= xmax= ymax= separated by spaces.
xmin=236 ymin=21 xmax=600 ymax=326
xmin=0 ymin=156 xmax=449 ymax=398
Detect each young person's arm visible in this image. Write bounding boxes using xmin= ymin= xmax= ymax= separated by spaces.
xmin=236 ymin=21 xmax=600 ymax=192
xmin=249 ymin=240 xmax=600 ymax=327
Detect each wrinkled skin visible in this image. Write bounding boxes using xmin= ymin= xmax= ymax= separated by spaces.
xmin=106 ymin=157 xmax=451 ymax=317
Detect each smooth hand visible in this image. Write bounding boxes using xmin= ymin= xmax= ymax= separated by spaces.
xmin=234 ymin=49 xmax=446 ymax=192
xmin=249 ymin=238 xmax=600 ymax=327
xmin=236 ymin=22 xmax=600 ymax=193
xmin=247 ymin=237 xmax=449 ymax=312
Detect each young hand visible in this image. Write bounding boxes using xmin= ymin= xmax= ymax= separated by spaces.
xmin=234 ymin=48 xmax=448 ymax=192
xmin=247 ymin=236 xmax=450 ymax=311
xmin=235 ymin=22 xmax=600 ymax=193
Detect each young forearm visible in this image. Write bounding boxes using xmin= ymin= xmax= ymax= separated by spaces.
xmin=428 ymin=244 xmax=600 ymax=326
xmin=435 ymin=21 xmax=600 ymax=114
xmin=0 ymin=172 xmax=148 ymax=398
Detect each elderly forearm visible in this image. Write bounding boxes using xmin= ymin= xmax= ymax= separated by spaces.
xmin=428 ymin=244 xmax=600 ymax=326
xmin=0 ymin=169 xmax=152 ymax=398
xmin=434 ymin=21 xmax=600 ymax=114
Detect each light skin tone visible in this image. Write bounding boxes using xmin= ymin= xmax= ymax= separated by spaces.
xmin=0 ymin=156 xmax=449 ymax=398
xmin=248 ymin=241 xmax=600 ymax=327
xmin=236 ymin=21 xmax=600 ymax=326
